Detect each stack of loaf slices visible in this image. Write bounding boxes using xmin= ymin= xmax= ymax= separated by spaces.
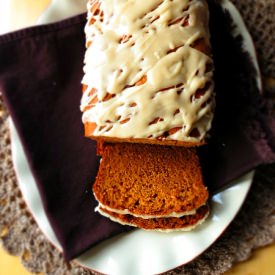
xmin=94 ymin=143 xmax=209 ymax=231
xmin=81 ymin=0 xmax=215 ymax=231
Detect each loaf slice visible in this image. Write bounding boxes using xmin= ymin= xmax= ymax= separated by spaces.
xmin=97 ymin=204 xmax=209 ymax=231
xmin=81 ymin=0 xmax=215 ymax=146
xmin=93 ymin=143 xmax=208 ymax=217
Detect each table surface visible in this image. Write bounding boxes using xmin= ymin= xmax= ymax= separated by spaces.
xmin=0 ymin=0 xmax=274 ymax=274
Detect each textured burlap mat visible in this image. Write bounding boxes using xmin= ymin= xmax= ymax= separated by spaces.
xmin=0 ymin=0 xmax=275 ymax=274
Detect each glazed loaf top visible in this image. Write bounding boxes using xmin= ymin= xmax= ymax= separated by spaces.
xmin=81 ymin=0 xmax=214 ymax=145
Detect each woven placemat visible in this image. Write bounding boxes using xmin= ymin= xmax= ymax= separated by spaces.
xmin=0 ymin=0 xmax=275 ymax=274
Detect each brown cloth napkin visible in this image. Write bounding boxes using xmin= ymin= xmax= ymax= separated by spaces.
xmin=0 ymin=1 xmax=274 ymax=261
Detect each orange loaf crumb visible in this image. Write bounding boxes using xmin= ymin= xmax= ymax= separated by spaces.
xmin=93 ymin=143 xmax=208 ymax=217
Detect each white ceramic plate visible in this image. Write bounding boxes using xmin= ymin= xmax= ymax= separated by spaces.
xmin=9 ymin=1 xmax=260 ymax=274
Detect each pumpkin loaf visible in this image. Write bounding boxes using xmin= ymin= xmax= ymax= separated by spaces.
xmin=97 ymin=204 xmax=209 ymax=231
xmin=93 ymin=143 xmax=208 ymax=218
xmin=82 ymin=0 xmax=214 ymax=230
xmin=81 ymin=0 xmax=215 ymax=147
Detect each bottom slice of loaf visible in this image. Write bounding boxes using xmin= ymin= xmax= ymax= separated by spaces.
xmin=97 ymin=204 xmax=209 ymax=232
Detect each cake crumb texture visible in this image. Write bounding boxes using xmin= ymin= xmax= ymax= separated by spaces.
xmin=93 ymin=143 xmax=208 ymax=217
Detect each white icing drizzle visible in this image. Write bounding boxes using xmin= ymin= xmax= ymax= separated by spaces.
xmin=81 ymin=0 xmax=214 ymax=143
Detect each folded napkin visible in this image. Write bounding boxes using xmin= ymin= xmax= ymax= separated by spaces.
xmin=0 ymin=2 xmax=274 ymax=261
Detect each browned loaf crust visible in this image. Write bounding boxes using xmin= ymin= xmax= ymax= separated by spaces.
xmin=86 ymin=130 xmax=206 ymax=148
xmin=98 ymin=204 xmax=209 ymax=231
xmin=93 ymin=143 xmax=209 ymax=217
